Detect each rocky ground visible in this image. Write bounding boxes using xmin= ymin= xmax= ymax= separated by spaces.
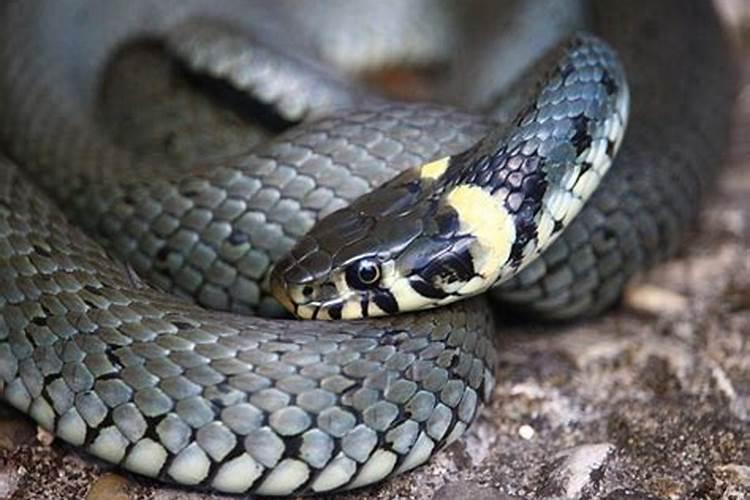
xmin=1 ymin=4 xmax=749 ymax=500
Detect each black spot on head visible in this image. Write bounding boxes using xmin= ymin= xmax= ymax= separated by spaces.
xmin=409 ymin=275 xmax=448 ymax=299
xmin=407 ymin=240 xmax=478 ymax=300
xmin=434 ymin=209 xmax=460 ymax=236
xmin=372 ymin=292 xmax=398 ymax=315
xmin=423 ymin=244 xmax=475 ymax=282
xmin=359 ymin=296 xmax=370 ymax=318
xmin=327 ymin=302 xmax=343 ymax=320
xmin=570 ymin=115 xmax=592 ymax=156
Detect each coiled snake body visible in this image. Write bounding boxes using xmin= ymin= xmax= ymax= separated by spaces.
xmin=0 ymin=0 xmax=734 ymax=496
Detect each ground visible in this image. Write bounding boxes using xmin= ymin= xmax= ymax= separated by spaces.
xmin=1 ymin=4 xmax=749 ymax=500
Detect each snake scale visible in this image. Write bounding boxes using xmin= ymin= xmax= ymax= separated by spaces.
xmin=0 ymin=0 xmax=735 ymax=496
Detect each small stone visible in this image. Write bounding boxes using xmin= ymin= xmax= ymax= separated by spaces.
xmin=36 ymin=426 xmax=55 ymax=446
xmin=85 ymin=473 xmax=132 ymax=500
xmin=623 ymin=283 xmax=689 ymax=316
xmin=518 ymin=424 xmax=535 ymax=440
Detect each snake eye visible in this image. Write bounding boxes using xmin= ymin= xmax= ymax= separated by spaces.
xmin=346 ymin=259 xmax=381 ymax=289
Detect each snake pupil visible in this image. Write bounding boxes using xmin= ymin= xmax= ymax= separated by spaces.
xmin=346 ymin=259 xmax=381 ymax=289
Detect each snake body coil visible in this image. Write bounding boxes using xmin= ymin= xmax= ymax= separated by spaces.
xmin=0 ymin=0 xmax=735 ymax=496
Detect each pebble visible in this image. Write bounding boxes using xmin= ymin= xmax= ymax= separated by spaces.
xmin=518 ymin=424 xmax=535 ymax=440
xmin=86 ymin=473 xmax=133 ymax=500
xmin=623 ymin=283 xmax=689 ymax=317
xmin=36 ymin=427 xmax=55 ymax=447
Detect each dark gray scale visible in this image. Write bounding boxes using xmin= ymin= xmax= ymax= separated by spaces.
xmin=408 ymin=239 xmax=477 ymax=300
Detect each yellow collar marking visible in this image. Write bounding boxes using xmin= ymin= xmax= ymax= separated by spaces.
xmin=444 ymin=184 xmax=515 ymax=281
xmin=419 ymin=157 xmax=450 ymax=180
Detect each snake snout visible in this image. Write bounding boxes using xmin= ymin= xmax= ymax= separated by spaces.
xmin=269 ymin=237 xmax=340 ymax=317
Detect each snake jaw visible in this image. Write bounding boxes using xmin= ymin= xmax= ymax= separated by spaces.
xmin=270 ymin=249 xmax=358 ymax=319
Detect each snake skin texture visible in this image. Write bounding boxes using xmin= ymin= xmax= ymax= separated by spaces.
xmin=0 ymin=158 xmax=494 ymax=494
xmin=0 ymin=0 xmax=735 ymax=496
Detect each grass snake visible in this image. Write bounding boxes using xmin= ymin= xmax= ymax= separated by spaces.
xmin=0 ymin=0 xmax=735 ymax=496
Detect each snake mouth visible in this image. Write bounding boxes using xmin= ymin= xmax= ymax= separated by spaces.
xmin=295 ymin=299 xmax=347 ymax=320
xmin=269 ymin=256 xmax=349 ymax=319
xmin=270 ymin=274 xmax=348 ymax=320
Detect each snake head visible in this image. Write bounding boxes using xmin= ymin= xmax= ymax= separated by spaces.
xmin=270 ymin=165 xmax=430 ymax=319
xmin=269 ymin=155 xmax=522 ymax=320
xmin=271 ymin=34 xmax=629 ymax=320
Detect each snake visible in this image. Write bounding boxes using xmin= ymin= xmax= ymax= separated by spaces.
xmin=0 ymin=0 xmax=735 ymax=497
